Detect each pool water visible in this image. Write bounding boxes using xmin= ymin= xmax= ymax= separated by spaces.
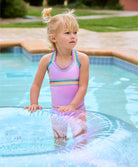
xmin=0 ymin=53 xmax=138 ymax=167
xmin=0 ymin=107 xmax=138 ymax=167
xmin=0 ymin=53 xmax=138 ymax=128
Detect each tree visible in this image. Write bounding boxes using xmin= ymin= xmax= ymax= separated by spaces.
xmin=0 ymin=0 xmax=27 ymax=18
xmin=47 ymin=0 xmax=64 ymax=6
xmin=43 ymin=0 xmax=48 ymax=7
xmin=24 ymin=0 xmax=44 ymax=6
xmin=78 ymin=0 xmax=119 ymax=8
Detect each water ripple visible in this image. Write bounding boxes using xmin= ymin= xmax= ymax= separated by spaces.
xmin=0 ymin=107 xmax=137 ymax=167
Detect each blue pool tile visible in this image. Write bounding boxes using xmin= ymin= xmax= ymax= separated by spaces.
xmin=113 ymin=58 xmax=138 ymax=75
xmin=0 ymin=47 xmax=22 ymax=54
xmin=13 ymin=47 xmax=22 ymax=54
xmin=22 ymin=48 xmax=44 ymax=62
xmin=89 ymin=56 xmax=138 ymax=76
xmin=1 ymin=47 xmax=137 ymax=76
xmin=89 ymin=56 xmax=113 ymax=65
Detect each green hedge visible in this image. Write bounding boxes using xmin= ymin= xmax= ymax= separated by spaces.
xmin=0 ymin=0 xmax=27 ymax=18
xmin=24 ymin=0 xmax=43 ymax=6
xmin=53 ymin=0 xmax=123 ymax=10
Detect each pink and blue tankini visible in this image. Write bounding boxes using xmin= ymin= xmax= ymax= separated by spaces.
xmin=47 ymin=49 xmax=85 ymax=110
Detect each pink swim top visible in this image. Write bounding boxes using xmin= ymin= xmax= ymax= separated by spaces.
xmin=47 ymin=49 xmax=85 ymax=110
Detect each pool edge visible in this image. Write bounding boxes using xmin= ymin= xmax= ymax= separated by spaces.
xmin=0 ymin=40 xmax=138 ymax=65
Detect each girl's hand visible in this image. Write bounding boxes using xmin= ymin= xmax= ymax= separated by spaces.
xmin=57 ymin=104 xmax=76 ymax=112
xmin=24 ymin=104 xmax=42 ymax=113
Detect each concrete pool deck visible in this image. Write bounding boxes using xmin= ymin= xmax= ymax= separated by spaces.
xmin=0 ymin=28 xmax=138 ymax=65
xmin=0 ymin=9 xmax=138 ymax=64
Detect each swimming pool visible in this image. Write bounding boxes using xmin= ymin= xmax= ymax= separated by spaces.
xmin=0 ymin=52 xmax=137 ymax=128
xmin=0 ymin=107 xmax=138 ymax=167
xmin=0 ymin=51 xmax=138 ymax=167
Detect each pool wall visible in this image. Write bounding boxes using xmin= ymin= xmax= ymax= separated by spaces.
xmin=0 ymin=40 xmax=138 ymax=75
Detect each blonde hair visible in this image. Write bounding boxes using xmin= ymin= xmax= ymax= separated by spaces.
xmin=42 ymin=8 xmax=79 ymax=49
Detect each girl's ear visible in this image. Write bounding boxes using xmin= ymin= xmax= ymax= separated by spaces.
xmin=49 ymin=34 xmax=56 ymax=43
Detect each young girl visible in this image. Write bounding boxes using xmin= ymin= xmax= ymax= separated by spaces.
xmin=25 ymin=8 xmax=89 ymax=142
xmin=25 ymin=8 xmax=89 ymax=113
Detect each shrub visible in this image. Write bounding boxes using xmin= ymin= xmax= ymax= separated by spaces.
xmin=76 ymin=0 xmax=123 ymax=10
xmin=68 ymin=2 xmax=89 ymax=9
xmin=48 ymin=0 xmax=64 ymax=6
xmin=24 ymin=0 xmax=43 ymax=6
xmin=0 ymin=0 xmax=27 ymax=18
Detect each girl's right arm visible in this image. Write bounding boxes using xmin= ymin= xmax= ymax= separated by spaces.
xmin=24 ymin=54 xmax=51 ymax=112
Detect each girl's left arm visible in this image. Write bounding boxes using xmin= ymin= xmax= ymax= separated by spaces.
xmin=70 ymin=52 xmax=89 ymax=108
xmin=57 ymin=52 xmax=89 ymax=111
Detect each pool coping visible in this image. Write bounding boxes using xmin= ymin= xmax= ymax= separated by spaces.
xmin=0 ymin=39 xmax=138 ymax=65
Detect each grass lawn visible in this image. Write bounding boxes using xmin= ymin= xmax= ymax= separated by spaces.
xmin=27 ymin=8 xmax=113 ymax=17
xmin=78 ymin=15 xmax=138 ymax=32
xmin=0 ymin=22 xmax=46 ymax=28
xmin=0 ymin=15 xmax=138 ymax=32
xmin=0 ymin=7 xmax=138 ymax=32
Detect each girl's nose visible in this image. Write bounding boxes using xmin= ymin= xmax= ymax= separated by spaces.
xmin=70 ymin=33 xmax=75 ymax=38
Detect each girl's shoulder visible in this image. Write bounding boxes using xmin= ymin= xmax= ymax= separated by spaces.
xmin=76 ymin=51 xmax=89 ymax=64
xmin=39 ymin=52 xmax=53 ymax=67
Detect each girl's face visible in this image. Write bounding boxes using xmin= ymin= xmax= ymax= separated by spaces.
xmin=55 ymin=25 xmax=78 ymax=50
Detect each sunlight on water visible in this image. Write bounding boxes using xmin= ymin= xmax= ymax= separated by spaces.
xmin=0 ymin=108 xmax=137 ymax=167
xmin=0 ymin=53 xmax=138 ymax=127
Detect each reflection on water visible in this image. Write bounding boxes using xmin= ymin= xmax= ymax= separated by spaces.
xmin=0 ymin=55 xmax=137 ymax=128
xmin=51 ymin=109 xmax=87 ymax=149
xmin=0 ymin=108 xmax=138 ymax=167
xmin=87 ymin=65 xmax=138 ymax=128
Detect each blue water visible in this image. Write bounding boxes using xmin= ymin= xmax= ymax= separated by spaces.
xmin=0 ymin=107 xmax=138 ymax=167
xmin=0 ymin=53 xmax=138 ymax=167
xmin=0 ymin=53 xmax=137 ymax=127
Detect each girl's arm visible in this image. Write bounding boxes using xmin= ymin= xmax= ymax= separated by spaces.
xmin=70 ymin=52 xmax=89 ymax=108
xmin=24 ymin=54 xmax=51 ymax=112
xmin=57 ymin=52 xmax=89 ymax=111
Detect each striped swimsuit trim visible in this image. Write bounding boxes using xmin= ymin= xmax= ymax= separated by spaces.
xmin=50 ymin=79 xmax=79 ymax=86
xmin=52 ymin=103 xmax=85 ymax=110
xmin=47 ymin=52 xmax=55 ymax=71
xmin=73 ymin=49 xmax=81 ymax=67
xmin=47 ymin=49 xmax=80 ymax=71
xmin=53 ymin=60 xmax=75 ymax=71
xmin=53 ymin=50 xmax=74 ymax=71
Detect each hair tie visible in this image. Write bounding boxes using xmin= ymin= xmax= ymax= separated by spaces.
xmin=42 ymin=8 xmax=52 ymax=23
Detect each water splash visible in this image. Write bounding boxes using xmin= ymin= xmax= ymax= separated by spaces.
xmin=0 ymin=107 xmax=137 ymax=167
